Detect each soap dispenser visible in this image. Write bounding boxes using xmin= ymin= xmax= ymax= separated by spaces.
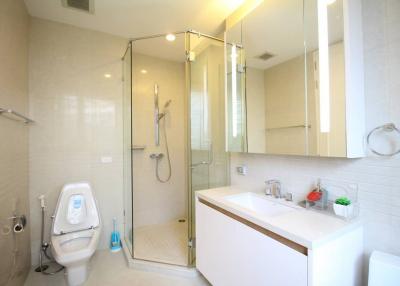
xmin=306 ymin=179 xmax=328 ymax=210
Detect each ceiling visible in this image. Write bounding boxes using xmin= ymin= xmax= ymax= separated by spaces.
xmin=24 ymin=0 xmax=244 ymax=39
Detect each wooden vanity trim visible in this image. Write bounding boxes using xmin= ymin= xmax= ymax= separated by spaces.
xmin=199 ymin=198 xmax=308 ymax=256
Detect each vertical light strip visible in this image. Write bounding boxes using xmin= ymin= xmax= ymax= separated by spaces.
xmin=318 ymin=0 xmax=330 ymax=133
xmin=231 ymin=44 xmax=238 ymax=138
xmin=203 ymin=65 xmax=209 ymax=146
xmin=223 ymin=32 xmax=229 ymax=151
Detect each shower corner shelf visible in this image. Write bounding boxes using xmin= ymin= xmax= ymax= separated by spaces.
xmin=132 ymin=145 xmax=146 ymax=150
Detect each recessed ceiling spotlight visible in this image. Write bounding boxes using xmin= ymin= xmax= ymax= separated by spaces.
xmin=140 ymin=69 xmax=148 ymax=74
xmin=104 ymin=73 xmax=112 ymax=78
xmin=165 ymin=34 xmax=176 ymax=42
xmin=326 ymin=0 xmax=336 ymax=5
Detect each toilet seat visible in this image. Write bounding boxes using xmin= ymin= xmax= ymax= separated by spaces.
xmin=50 ymin=182 xmax=102 ymax=286
xmin=51 ymin=228 xmax=100 ymax=266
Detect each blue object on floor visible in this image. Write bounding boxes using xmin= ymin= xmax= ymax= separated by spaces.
xmin=110 ymin=217 xmax=121 ymax=252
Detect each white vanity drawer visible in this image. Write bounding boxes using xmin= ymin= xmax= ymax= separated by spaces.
xmin=196 ymin=198 xmax=308 ymax=286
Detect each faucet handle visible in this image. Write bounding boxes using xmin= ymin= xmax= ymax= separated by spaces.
xmin=264 ymin=180 xmax=272 ymax=196
xmin=265 ymin=179 xmax=282 ymax=198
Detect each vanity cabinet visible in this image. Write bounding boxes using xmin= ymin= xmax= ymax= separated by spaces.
xmin=196 ymin=199 xmax=307 ymax=286
xmin=196 ymin=194 xmax=363 ymax=286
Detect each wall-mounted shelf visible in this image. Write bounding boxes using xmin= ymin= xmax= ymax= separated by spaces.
xmin=0 ymin=108 xmax=34 ymax=124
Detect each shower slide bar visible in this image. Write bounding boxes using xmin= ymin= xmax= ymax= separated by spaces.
xmin=0 ymin=107 xmax=34 ymax=124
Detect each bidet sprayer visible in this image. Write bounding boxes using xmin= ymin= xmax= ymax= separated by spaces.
xmin=38 ymin=195 xmax=46 ymax=209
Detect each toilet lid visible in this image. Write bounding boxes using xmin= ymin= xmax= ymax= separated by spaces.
xmin=52 ymin=182 xmax=100 ymax=235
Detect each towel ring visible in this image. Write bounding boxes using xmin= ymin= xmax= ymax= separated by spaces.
xmin=367 ymin=123 xmax=400 ymax=156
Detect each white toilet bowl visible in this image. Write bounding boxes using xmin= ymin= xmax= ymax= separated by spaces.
xmin=368 ymin=251 xmax=400 ymax=286
xmin=51 ymin=182 xmax=101 ymax=286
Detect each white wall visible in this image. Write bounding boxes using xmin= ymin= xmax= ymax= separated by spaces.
xmin=0 ymin=0 xmax=31 ymax=284
xmin=28 ymin=18 xmax=126 ymax=264
xmin=230 ymin=0 xmax=400 ymax=281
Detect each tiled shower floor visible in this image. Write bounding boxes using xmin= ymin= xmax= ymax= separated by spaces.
xmin=134 ymin=219 xmax=188 ymax=266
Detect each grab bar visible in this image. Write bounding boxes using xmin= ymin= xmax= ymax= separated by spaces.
xmin=0 ymin=108 xmax=34 ymax=124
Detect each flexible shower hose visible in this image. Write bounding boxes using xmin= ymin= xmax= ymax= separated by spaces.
xmin=156 ymin=116 xmax=172 ymax=183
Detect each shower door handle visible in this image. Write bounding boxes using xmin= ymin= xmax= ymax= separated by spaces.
xmin=191 ymin=142 xmax=213 ymax=169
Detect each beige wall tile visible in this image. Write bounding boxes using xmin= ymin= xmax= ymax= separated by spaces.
xmin=0 ymin=0 xmax=30 ymax=285
xmin=132 ymin=52 xmax=187 ymax=228
xmin=28 ymin=18 xmax=126 ymax=265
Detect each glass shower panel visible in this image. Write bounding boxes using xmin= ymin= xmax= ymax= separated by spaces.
xmin=122 ymin=44 xmax=133 ymax=255
xmin=131 ymin=34 xmax=188 ymax=266
xmin=188 ymin=33 xmax=230 ymax=264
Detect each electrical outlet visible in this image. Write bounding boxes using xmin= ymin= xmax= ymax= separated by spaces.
xmin=101 ymin=156 xmax=113 ymax=163
xmin=236 ymin=165 xmax=247 ymax=175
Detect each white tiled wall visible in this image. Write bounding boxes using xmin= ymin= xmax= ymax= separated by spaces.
xmin=28 ymin=18 xmax=127 ymax=264
xmin=231 ymin=0 xmax=400 ymax=279
xmin=0 ymin=0 xmax=31 ymax=284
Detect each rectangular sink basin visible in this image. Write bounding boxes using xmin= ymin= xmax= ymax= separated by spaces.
xmin=224 ymin=192 xmax=296 ymax=217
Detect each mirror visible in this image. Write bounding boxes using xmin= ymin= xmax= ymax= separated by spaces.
xmin=226 ymin=0 xmax=349 ymax=157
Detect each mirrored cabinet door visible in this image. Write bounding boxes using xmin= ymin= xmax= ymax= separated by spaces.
xmin=305 ymin=0 xmax=346 ymax=157
xmin=226 ymin=0 xmax=308 ymax=156
xmin=225 ymin=0 xmax=365 ymax=158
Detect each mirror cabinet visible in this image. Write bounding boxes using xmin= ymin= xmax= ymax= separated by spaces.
xmin=225 ymin=0 xmax=365 ymax=158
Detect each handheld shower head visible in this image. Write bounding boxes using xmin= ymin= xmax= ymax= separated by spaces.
xmin=164 ymin=100 xmax=172 ymax=109
xmin=158 ymin=100 xmax=172 ymax=122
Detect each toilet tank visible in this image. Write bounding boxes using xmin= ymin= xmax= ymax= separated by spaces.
xmin=368 ymin=251 xmax=400 ymax=286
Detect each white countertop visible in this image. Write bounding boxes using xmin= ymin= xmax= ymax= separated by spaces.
xmin=196 ymin=186 xmax=362 ymax=249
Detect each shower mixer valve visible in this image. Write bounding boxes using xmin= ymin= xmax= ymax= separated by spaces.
xmin=150 ymin=153 xmax=164 ymax=159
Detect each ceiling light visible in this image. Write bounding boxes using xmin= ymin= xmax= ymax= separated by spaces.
xmin=104 ymin=73 xmax=112 ymax=78
xmin=165 ymin=34 xmax=176 ymax=42
xmin=326 ymin=0 xmax=336 ymax=5
xmin=140 ymin=69 xmax=147 ymax=74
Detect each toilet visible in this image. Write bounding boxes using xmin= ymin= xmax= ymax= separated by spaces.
xmin=368 ymin=251 xmax=400 ymax=286
xmin=51 ymin=182 xmax=101 ymax=286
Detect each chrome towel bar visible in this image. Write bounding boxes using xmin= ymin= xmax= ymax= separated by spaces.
xmin=0 ymin=108 xmax=34 ymax=124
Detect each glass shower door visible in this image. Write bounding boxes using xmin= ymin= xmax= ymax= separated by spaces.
xmin=122 ymin=43 xmax=133 ymax=254
xmin=187 ymin=33 xmax=230 ymax=264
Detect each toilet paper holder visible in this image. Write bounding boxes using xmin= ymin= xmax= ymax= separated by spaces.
xmin=8 ymin=215 xmax=27 ymax=233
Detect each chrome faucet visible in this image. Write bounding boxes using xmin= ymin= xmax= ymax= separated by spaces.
xmin=265 ymin=180 xmax=282 ymax=198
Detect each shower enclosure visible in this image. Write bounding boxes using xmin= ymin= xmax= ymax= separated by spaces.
xmin=122 ymin=31 xmax=229 ymax=267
